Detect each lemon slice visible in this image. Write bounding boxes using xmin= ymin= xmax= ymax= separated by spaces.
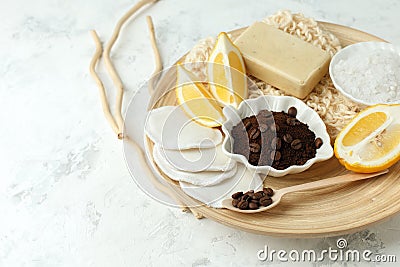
xmin=207 ymin=32 xmax=247 ymax=108
xmin=334 ymin=104 xmax=400 ymax=173
xmin=175 ymin=64 xmax=224 ymax=128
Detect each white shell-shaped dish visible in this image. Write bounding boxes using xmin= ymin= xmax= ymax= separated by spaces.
xmin=221 ymin=95 xmax=333 ymax=177
xmin=329 ymin=41 xmax=400 ymax=106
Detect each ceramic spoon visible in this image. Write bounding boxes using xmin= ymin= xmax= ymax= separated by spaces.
xmin=222 ymin=170 xmax=389 ymax=214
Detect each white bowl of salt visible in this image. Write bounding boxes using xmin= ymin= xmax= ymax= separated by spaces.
xmin=329 ymin=41 xmax=400 ymax=106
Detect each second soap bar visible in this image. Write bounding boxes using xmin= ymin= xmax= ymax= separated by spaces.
xmin=234 ymin=22 xmax=331 ymax=99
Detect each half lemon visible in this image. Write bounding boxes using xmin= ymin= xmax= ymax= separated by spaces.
xmin=334 ymin=104 xmax=400 ymax=173
xmin=175 ymin=64 xmax=224 ymax=128
xmin=207 ymin=32 xmax=247 ymax=108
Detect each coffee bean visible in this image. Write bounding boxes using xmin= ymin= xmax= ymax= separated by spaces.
xmin=276 ymin=137 xmax=282 ymax=150
xmin=259 ymin=197 xmax=273 ymax=207
xmin=241 ymin=194 xmax=250 ymax=201
xmin=249 ymin=128 xmax=260 ymax=139
xmin=263 ymin=187 xmax=274 ymax=196
xmin=283 ymin=133 xmax=293 ymax=143
xmin=251 ymin=199 xmax=259 ymax=204
xmin=232 ymin=192 xmax=243 ymax=199
xmin=244 ymin=190 xmax=254 ymax=198
xmin=270 ymin=123 xmax=279 ymax=132
xmin=256 ymin=191 xmax=265 ymax=198
xmin=249 ymin=153 xmax=259 ymax=165
xmin=257 ymin=110 xmax=266 ymax=116
xmin=269 ymin=123 xmax=276 ymax=132
xmin=249 ymin=143 xmax=261 ymax=153
xmin=274 ymin=151 xmax=281 ymax=161
xmin=238 ymin=200 xmax=249 ymax=210
xmin=286 ymin=117 xmax=296 ymax=126
xmin=259 ymin=110 xmax=273 ymax=118
xmin=270 ymin=137 xmax=276 ymax=149
xmin=291 ymin=139 xmax=302 ymax=150
xmin=244 ymin=120 xmax=252 ymax=130
xmin=252 ymin=191 xmax=264 ymax=200
xmin=315 ymin=137 xmax=323 ymax=149
xmin=288 ymin=106 xmax=297 ymax=117
xmin=259 ymin=123 xmax=268 ymax=133
xmin=232 ymin=199 xmax=239 ymax=207
xmin=270 ymin=137 xmax=281 ymax=150
xmin=249 ymin=159 xmax=258 ymax=165
xmin=249 ymin=202 xmax=259 ymax=210
xmin=270 ymin=151 xmax=276 ymax=161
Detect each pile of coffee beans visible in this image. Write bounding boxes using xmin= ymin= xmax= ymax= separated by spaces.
xmin=231 ymin=106 xmax=323 ymax=170
xmin=231 ymin=188 xmax=274 ymax=210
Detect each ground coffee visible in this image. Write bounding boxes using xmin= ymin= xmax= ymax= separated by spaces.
xmin=231 ymin=107 xmax=323 ymax=170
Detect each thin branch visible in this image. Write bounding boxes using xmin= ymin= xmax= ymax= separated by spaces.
xmin=89 ymin=30 xmax=120 ymax=136
xmin=90 ymin=2 xmax=203 ymax=219
xmin=146 ymin=16 xmax=162 ymax=95
xmin=103 ymin=0 xmax=159 ymax=131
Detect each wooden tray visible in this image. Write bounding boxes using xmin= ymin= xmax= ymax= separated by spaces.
xmin=146 ymin=22 xmax=400 ymax=238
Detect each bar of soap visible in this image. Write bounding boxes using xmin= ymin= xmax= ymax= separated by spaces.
xmin=234 ymin=22 xmax=331 ymax=99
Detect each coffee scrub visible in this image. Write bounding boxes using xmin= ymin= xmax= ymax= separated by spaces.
xmin=231 ymin=107 xmax=323 ymax=170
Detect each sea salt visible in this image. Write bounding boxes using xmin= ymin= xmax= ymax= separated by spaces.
xmin=333 ymin=49 xmax=400 ymax=104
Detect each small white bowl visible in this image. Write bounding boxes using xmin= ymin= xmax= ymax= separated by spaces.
xmin=329 ymin=41 xmax=400 ymax=106
xmin=221 ymin=95 xmax=333 ymax=177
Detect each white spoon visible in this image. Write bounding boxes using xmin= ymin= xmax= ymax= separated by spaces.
xmin=222 ymin=170 xmax=389 ymax=214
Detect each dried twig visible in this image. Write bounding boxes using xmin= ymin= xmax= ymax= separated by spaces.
xmin=90 ymin=1 xmax=204 ymax=219
xmin=89 ymin=30 xmax=120 ymax=136
xmin=188 ymin=208 xmax=204 ymax=219
xmin=103 ymin=0 xmax=159 ymax=131
xmin=146 ymin=16 xmax=162 ymax=94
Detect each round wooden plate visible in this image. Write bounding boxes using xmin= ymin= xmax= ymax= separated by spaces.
xmin=146 ymin=22 xmax=400 ymax=238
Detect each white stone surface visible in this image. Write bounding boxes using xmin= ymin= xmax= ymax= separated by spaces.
xmin=1 ymin=0 xmax=400 ymax=266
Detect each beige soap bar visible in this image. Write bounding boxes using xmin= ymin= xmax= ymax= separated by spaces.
xmin=234 ymin=22 xmax=331 ymax=99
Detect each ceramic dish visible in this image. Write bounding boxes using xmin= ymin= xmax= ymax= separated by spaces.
xmin=221 ymin=95 xmax=333 ymax=177
xmin=329 ymin=41 xmax=400 ymax=106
